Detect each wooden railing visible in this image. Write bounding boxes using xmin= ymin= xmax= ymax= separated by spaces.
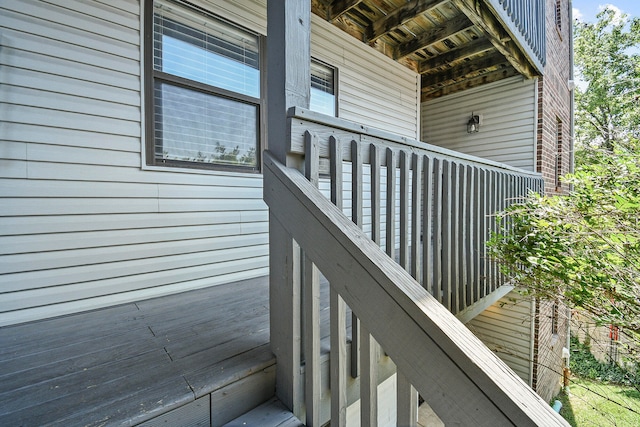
xmin=265 ymin=109 xmax=566 ymax=426
xmin=483 ymin=0 xmax=546 ymax=72
xmin=288 ymin=108 xmax=542 ymax=315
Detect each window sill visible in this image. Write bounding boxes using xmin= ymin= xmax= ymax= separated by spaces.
xmin=142 ymin=162 xmax=261 ymax=178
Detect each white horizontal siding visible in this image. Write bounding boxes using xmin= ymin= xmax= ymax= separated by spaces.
xmin=0 ymin=0 xmax=268 ymax=325
xmin=421 ymin=76 xmax=536 ymax=171
xmin=312 ymin=15 xmax=420 ymax=138
xmin=0 ymin=0 xmax=421 ymax=326
xmin=467 ymin=291 xmax=534 ymax=385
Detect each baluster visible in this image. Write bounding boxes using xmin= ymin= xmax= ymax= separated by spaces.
xmin=370 ymin=145 xmax=381 ymax=246
xmin=304 ymin=131 xmax=320 ymax=426
xmin=480 ymin=168 xmax=488 ymax=298
xmin=465 ymin=166 xmax=472 ymax=302
xmin=351 ymin=140 xmax=363 ymax=379
xmin=329 ymin=137 xmax=347 ymax=426
xmin=441 ymin=160 xmax=453 ymax=310
xmin=359 ymin=143 xmax=381 ymax=427
xmin=471 ymin=166 xmax=480 ymax=303
xmin=399 ymin=151 xmax=409 ymax=271
xmin=432 ymin=158 xmax=443 ymax=302
xmin=456 ymin=163 xmax=469 ymax=311
xmin=330 ymin=136 xmax=343 ymax=207
xmin=360 ymin=325 xmax=378 ymax=427
xmin=411 ymin=153 xmax=422 ymax=282
xmin=386 ymin=148 xmax=396 ymax=261
xmin=422 ymin=156 xmax=434 ymax=294
xmin=452 ymin=162 xmax=461 ymax=313
xmin=497 ymin=172 xmax=505 ymax=287
xmin=489 ymin=171 xmax=501 ymax=292
xmin=397 ymin=371 xmax=418 ymax=426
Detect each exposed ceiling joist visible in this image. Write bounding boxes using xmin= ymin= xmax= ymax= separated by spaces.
xmin=394 ymin=14 xmax=473 ymax=60
xmin=329 ymin=0 xmax=364 ymax=21
xmin=422 ymin=51 xmax=507 ymax=88
xmin=450 ymin=0 xmax=537 ymax=79
xmin=312 ymin=0 xmax=541 ymax=99
xmin=422 ymin=66 xmax=520 ymax=101
xmin=367 ymin=0 xmax=447 ymax=43
xmin=419 ymin=38 xmax=494 ymax=73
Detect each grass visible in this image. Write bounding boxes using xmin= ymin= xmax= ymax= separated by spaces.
xmin=556 ymin=377 xmax=640 ymax=426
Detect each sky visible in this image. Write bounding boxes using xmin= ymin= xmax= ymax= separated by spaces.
xmin=572 ymin=0 xmax=640 ymax=22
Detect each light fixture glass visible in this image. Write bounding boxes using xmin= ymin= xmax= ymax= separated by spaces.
xmin=467 ymin=114 xmax=480 ymax=133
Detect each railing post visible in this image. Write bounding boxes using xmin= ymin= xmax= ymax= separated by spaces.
xmin=268 ymin=213 xmax=303 ymax=418
xmin=266 ymin=0 xmax=310 ymax=416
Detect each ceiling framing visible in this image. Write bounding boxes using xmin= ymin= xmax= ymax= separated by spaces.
xmin=311 ymin=0 xmax=540 ymax=101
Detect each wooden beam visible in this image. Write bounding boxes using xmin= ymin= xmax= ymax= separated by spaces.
xmin=267 ymin=0 xmax=311 ymax=166
xmin=421 ymin=65 xmax=519 ymax=101
xmin=421 ymin=52 xmax=507 ymax=87
xmin=418 ymin=38 xmax=494 ymax=73
xmin=367 ymin=0 xmax=447 ymax=43
xmin=394 ymin=14 xmax=473 ymax=60
xmin=450 ymin=0 xmax=537 ymax=78
xmin=329 ymin=0 xmax=363 ymax=21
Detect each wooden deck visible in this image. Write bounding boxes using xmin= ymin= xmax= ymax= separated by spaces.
xmin=0 ymin=277 xmax=276 ymax=426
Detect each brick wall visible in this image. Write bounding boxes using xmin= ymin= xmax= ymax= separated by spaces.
xmin=532 ymin=300 xmax=569 ymax=402
xmin=531 ymin=0 xmax=574 ymax=402
xmin=537 ymin=0 xmax=573 ymax=193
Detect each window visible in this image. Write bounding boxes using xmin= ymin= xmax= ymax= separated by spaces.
xmin=310 ymin=59 xmax=337 ymax=117
xmin=551 ymin=301 xmax=559 ymax=335
xmin=555 ymin=0 xmax=562 ymax=34
xmin=145 ymin=0 xmax=262 ymax=170
xmin=555 ymin=119 xmax=562 ymax=190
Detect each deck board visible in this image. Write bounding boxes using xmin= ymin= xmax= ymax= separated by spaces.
xmin=0 ymin=276 xmax=275 ymax=426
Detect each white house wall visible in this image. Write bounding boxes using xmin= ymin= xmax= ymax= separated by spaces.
xmin=467 ymin=291 xmax=534 ymax=385
xmin=421 ymin=76 xmax=536 ymax=171
xmin=0 ymin=0 xmax=420 ymax=326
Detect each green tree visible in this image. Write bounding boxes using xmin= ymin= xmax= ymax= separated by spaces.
xmin=489 ymin=8 xmax=640 ymax=333
xmin=489 ymin=139 xmax=640 ymax=331
xmin=574 ymin=8 xmax=640 ymax=152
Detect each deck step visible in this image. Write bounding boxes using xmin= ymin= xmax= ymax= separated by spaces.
xmin=222 ymin=397 xmax=303 ymax=427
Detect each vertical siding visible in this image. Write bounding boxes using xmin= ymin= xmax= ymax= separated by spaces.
xmin=0 ymin=0 xmax=420 ymax=326
xmin=421 ymin=76 xmax=537 ymax=171
xmin=467 ymin=291 xmax=534 ymax=385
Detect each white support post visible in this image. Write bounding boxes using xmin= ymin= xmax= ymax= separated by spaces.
xmin=266 ymin=0 xmax=310 ymax=167
xmin=266 ymin=0 xmax=311 ymax=417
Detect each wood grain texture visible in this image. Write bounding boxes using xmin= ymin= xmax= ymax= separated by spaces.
xmin=0 ymin=277 xmax=276 ymax=427
xmin=264 ymin=151 xmax=567 ymax=426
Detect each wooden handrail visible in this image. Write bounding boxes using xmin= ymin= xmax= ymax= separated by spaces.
xmin=264 ymin=151 xmax=567 ymax=426
xmin=291 ymin=111 xmax=543 ymax=314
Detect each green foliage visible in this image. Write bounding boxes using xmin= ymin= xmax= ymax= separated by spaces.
xmin=488 ymin=9 xmax=640 ymax=335
xmin=555 ymin=377 xmax=640 ymax=426
xmin=570 ymin=336 xmax=639 ymax=387
xmin=488 ymin=139 xmax=640 ymax=331
xmin=574 ymin=8 xmax=640 ymax=151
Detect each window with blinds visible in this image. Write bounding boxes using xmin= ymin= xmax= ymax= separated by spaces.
xmin=310 ymin=59 xmax=337 ymax=117
xmin=146 ymin=0 xmax=261 ymax=170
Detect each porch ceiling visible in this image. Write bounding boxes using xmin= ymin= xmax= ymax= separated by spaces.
xmin=311 ymin=0 xmax=540 ymax=101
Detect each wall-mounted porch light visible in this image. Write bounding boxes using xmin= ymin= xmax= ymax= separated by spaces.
xmin=467 ymin=113 xmax=480 ymax=133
